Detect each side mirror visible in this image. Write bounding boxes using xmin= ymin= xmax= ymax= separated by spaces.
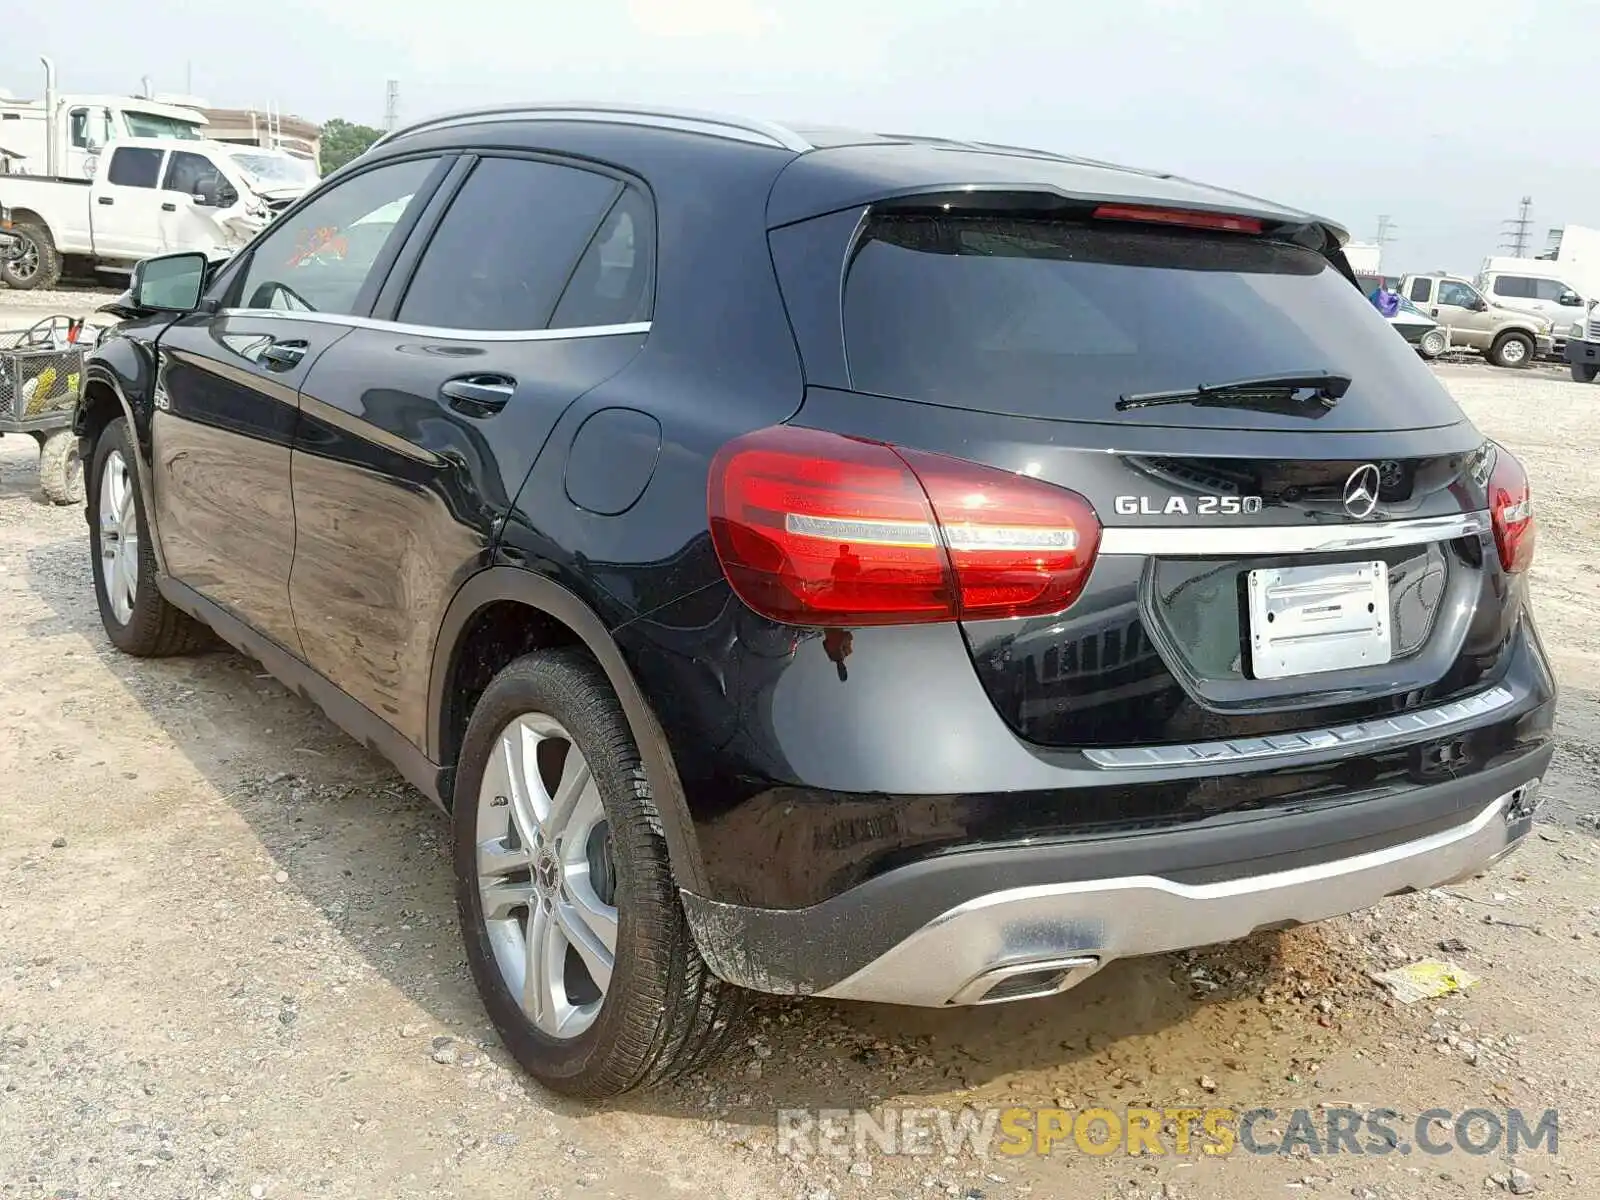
xmin=1473 ymin=296 xmax=1489 ymax=312
xmin=194 ymin=178 xmax=221 ymax=207
xmin=131 ymin=251 xmax=208 ymax=312
xmin=1560 ymin=291 xmax=1582 ymax=307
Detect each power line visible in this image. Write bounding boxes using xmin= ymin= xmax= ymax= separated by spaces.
xmin=1500 ymin=196 xmax=1534 ymax=257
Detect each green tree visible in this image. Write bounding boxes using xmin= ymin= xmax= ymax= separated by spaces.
xmin=319 ymin=118 xmax=383 ymax=175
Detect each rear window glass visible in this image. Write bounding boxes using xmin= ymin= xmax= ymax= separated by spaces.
xmin=843 ymin=215 xmax=1464 ymax=428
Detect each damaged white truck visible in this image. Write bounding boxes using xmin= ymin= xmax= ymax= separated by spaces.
xmin=1 ymin=137 xmax=313 ymax=289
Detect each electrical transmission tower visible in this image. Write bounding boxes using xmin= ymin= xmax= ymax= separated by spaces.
xmin=1500 ymin=196 xmax=1534 ymax=256
xmin=384 ymin=80 xmax=400 ymax=132
xmin=1374 ymin=214 xmax=1397 ymax=246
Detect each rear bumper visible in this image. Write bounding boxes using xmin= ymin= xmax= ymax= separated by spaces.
xmin=681 ymin=744 xmax=1552 ymax=1004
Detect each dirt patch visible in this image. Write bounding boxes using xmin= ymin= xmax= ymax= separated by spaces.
xmin=2 ymin=362 xmax=1598 ymax=1199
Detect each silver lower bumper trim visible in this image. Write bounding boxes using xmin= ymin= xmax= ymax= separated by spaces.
xmin=1083 ymin=684 xmax=1515 ymax=770
xmin=816 ymin=781 xmax=1539 ymax=1007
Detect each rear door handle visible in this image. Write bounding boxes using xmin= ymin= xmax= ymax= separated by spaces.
xmin=260 ymin=339 xmax=309 ymax=370
xmin=97 ymin=196 xmax=114 ymax=206
xmin=440 ymin=374 xmax=515 ymax=417
xmin=161 ymin=202 xmax=176 ymax=212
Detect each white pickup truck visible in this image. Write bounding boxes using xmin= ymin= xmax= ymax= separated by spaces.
xmin=0 ymin=136 xmax=314 ymax=289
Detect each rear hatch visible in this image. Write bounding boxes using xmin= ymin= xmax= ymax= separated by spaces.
xmin=764 ymin=196 xmax=1534 ymax=751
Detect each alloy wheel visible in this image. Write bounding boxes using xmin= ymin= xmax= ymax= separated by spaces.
xmin=7 ymin=238 xmax=39 ymax=283
xmin=476 ymin=713 xmax=619 ymax=1040
xmin=97 ymin=449 xmax=139 ymax=624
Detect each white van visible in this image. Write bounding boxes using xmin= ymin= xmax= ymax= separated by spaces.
xmin=1479 ymin=269 xmax=1589 ymax=354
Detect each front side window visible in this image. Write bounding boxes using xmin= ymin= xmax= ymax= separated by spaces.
xmin=396 ymin=157 xmax=620 ymax=331
xmin=69 ymin=107 xmax=111 ymax=149
xmin=106 ymin=147 xmax=163 ymax=189
xmin=1532 ymin=278 xmax=1577 ymax=303
xmin=231 ymin=157 xmax=438 ymax=315
xmin=162 ymin=151 xmax=224 ymax=198
xmin=1436 ymin=281 xmax=1479 ymax=308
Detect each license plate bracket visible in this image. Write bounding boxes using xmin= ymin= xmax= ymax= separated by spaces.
xmin=1246 ymin=559 xmax=1392 ymax=680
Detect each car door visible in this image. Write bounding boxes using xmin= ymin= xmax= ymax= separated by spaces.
xmin=287 ymin=153 xmax=654 ymax=746
xmin=1433 ymin=279 xmax=1490 ymax=348
xmin=95 ymin=146 xmax=168 ymax=259
xmin=66 ymin=105 xmax=112 ymax=179
xmin=150 ymin=154 xmax=450 ymax=656
xmin=157 ymin=148 xmax=234 ymax=254
xmin=1534 ymin=276 xmax=1585 ymax=328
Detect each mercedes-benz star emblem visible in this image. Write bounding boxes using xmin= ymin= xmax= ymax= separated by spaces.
xmin=1343 ymin=463 xmax=1382 ymax=520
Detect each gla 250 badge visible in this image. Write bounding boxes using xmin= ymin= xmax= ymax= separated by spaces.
xmin=1113 ymin=494 xmax=1265 ymax=516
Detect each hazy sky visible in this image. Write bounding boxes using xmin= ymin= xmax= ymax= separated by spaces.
xmin=6 ymin=0 xmax=1594 ymax=272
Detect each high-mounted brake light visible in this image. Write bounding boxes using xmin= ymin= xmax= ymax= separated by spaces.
xmin=1488 ymin=445 xmax=1535 ymax=574
xmin=1091 ymin=204 xmax=1263 ymax=234
xmin=707 ymin=426 xmax=1101 ymax=626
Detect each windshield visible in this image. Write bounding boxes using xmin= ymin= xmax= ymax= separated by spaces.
xmin=123 ymin=112 xmax=203 ymax=140
xmin=229 ymin=150 xmax=318 ymax=189
xmin=842 ymin=212 xmax=1464 ymax=429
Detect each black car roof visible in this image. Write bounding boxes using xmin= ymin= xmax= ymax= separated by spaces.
xmin=370 ymin=104 xmax=1348 ymax=242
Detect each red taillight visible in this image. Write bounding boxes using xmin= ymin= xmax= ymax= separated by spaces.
xmin=1091 ymin=204 xmax=1264 ymax=234
xmin=707 ymin=426 xmax=1101 ymax=626
xmin=1488 ymin=445 xmax=1535 ymax=574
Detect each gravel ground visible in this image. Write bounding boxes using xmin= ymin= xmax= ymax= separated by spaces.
xmin=0 ymin=284 xmax=122 ymax=330
xmin=2 ymin=291 xmax=1598 ymax=1198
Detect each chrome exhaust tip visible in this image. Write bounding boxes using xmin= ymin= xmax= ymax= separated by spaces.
xmin=947 ymin=955 xmax=1101 ymax=1006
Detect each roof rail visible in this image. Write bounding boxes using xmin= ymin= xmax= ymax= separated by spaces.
xmin=368 ymin=103 xmax=814 ymax=155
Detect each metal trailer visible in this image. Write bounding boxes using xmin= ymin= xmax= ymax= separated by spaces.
xmin=0 ymin=315 xmax=108 ymax=504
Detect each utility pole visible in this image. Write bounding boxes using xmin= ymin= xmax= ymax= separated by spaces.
xmin=1500 ymin=196 xmax=1534 ymax=257
xmin=384 ymin=80 xmax=400 ymax=132
xmin=1374 ymin=214 xmax=1397 ymax=247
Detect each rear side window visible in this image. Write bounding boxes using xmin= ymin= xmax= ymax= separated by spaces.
xmin=107 ymin=147 xmax=162 ymax=188
xmin=397 ymin=157 xmax=620 ymax=331
xmin=1491 ymin=276 xmax=1532 ymax=298
xmin=1409 ymin=277 xmax=1432 ymax=303
xmin=842 ymin=213 xmax=1464 ymax=428
xmin=549 ymin=185 xmax=656 ymax=329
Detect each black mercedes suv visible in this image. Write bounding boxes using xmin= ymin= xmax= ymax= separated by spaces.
xmin=75 ymin=104 xmax=1556 ymax=1098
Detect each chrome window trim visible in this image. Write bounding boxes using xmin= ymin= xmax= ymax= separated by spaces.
xmin=213 ymin=308 xmax=651 ymax=343
xmin=1082 ymin=683 xmax=1515 ymax=769
xmin=371 ymin=104 xmax=814 ymax=155
xmin=1097 ymin=511 xmax=1490 ymax=558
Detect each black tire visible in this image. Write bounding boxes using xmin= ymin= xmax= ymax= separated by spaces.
xmin=87 ymin=418 xmax=210 ymax=656
xmin=1488 ymin=331 xmax=1534 ymax=369
xmin=1572 ymin=362 xmax=1598 ymax=384
xmin=453 ymin=648 xmax=744 ymax=1098
xmin=37 ymin=429 xmax=84 ymax=505
xmin=0 ymin=220 xmax=63 ymax=291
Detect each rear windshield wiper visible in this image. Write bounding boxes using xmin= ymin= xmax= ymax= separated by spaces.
xmin=1117 ymin=372 xmax=1352 ymax=416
